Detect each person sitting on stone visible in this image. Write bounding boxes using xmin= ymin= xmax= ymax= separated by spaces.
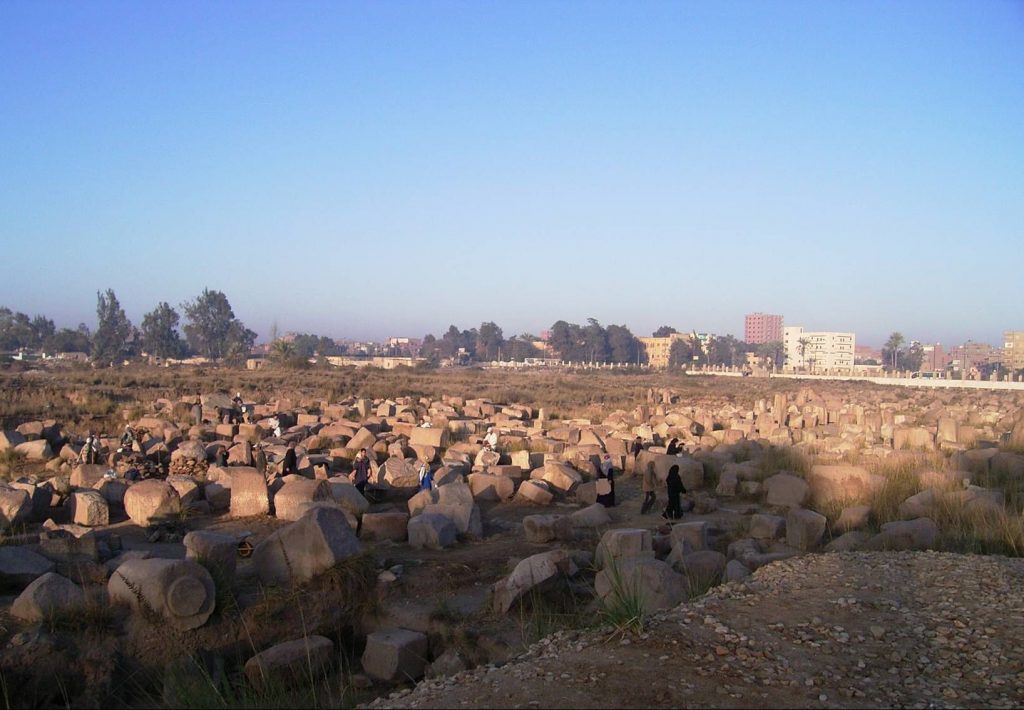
xmin=666 ymin=437 xmax=680 ymax=456
xmin=213 ymin=445 xmax=228 ymax=467
xmin=483 ymin=427 xmax=499 ymax=450
xmin=281 ymin=441 xmax=298 ymax=476
xmin=596 ymin=453 xmax=616 ymax=507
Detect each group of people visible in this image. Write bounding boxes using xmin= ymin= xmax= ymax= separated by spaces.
xmin=633 ymin=435 xmax=688 ymax=520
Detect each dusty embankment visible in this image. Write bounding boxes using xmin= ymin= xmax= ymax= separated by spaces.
xmin=370 ymin=551 xmax=1024 ymax=709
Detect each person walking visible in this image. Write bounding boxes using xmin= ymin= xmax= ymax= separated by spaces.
xmin=640 ymin=460 xmax=658 ymax=514
xmin=662 ymin=464 xmax=686 ymax=520
xmin=350 ymin=448 xmax=372 ymax=495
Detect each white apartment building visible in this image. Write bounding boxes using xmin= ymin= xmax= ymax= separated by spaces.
xmin=783 ymin=326 xmax=856 ymax=372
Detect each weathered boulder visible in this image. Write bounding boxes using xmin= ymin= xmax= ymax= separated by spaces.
xmin=492 ymin=549 xmax=578 ymax=613
xmin=539 ymin=461 xmax=582 ymax=493
xmin=15 ymin=439 xmax=53 ymax=461
xmin=361 ymin=629 xmax=428 ymax=682
xmin=407 ymin=513 xmax=457 ymax=550
xmin=594 ymin=557 xmax=684 ymax=613
xmin=651 ymin=454 xmax=704 ymax=490
xmin=865 ymin=517 xmax=939 ymax=551
xmin=570 ymin=503 xmax=612 ymax=528
xmin=0 ymin=430 xmax=26 ymax=452
xmin=273 ymin=478 xmax=333 ymax=521
xmin=420 ymin=480 xmax=481 ymax=538
xmin=108 ymin=558 xmax=216 ymax=630
xmin=229 ymin=467 xmax=270 ymax=518
xmin=898 ymin=489 xmax=940 ymax=519
xmin=824 ymin=530 xmax=871 ymax=552
xmin=383 ymin=457 xmax=420 ymax=489
xmin=807 ymin=465 xmax=884 ymax=506
xmin=764 ymin=473 xmax=809 ymax=508
xmin=722 ymin=559 xmax=751 ymax=583
xmin=785 ymin=508 xmax=827 ymax=551
xmin=669 ymin=521 xmax=710 ymax=552
xmin=11 ymin=572 xmax=85 ymax=622
xmin=668 ymin=549 xmax=727 ymax=594
xmin=359 ymin=512 xmax=409 ymax=542
xmin=94 ymin=477 xmax=130 ymax=507
xmin=184 ymin=530 xmax=238 ymax=581
xmin=0 ymin=485 xmax=32 ymax=528
xmin=749 ymin=513 xmax=785 ymax=540
xmin=124 ymin=480 xmax=182 ymax=526
xmin=409 ymin=427 xmax=446 ymax=448
xmin=516 ymin=479 xmax=554 ymax=505
xmin=166 ymin=475 xmax=201 ymax=507
xmin=245 ymin=636 xmax=334 ymax=688
xmin=0 ymin=546 xmax=56 ymax=587
xmin=715 ymin=468 xmax=738 ymax=497
xmin=253 ymin=506 xmax=361 ymax=586
xmin=467 ymin=472 xmax=515 ymax=501
xmin=522 ymin=514 xmax=573 ymax=543
xmin=327 ymin=477 xmax=370 ymax=517
xmin=595 ymin=528 xmax=653 ymax=569
xmin=947 ymin=485 xmax=1005 ymax=516
xmin=71 ymin=464 xmax=109 ymax=488
xmin=834 ymin=504 xmax=872 ymax=533
xmin=68 ymin=490 xmax=109 ymax=527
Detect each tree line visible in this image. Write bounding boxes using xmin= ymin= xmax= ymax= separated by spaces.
xmin=1 ymin=288 xmax=256 ymax=366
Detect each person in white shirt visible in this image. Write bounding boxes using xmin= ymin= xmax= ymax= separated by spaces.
xmin=483 ymin=427 xmax=499 ymax=450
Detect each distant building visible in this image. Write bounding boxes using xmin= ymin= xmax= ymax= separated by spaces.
xmin=638 ymin=332 xmax=691 ymax=368
xmin=950 ymin=341 xmax=995 ymax=375
xmin=744 ymin=313 xmax=784 ymax=344
xmin=1003 ymin=331 xmax=1024 ymax=371
xmin=918 ymin=343 xmax=949 ymax=373
xmin=854 ymin=344 xmax=882 ymax=363
xmin=783 ymin=326 xmax=855 ymax=372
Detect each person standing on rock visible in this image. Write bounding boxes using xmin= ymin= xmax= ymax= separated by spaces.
xmin=418 ymin=461 xmax=434 ymax=492
xmin=281 ymin=441 xmax=298 ymax=476
xmin=596 ymin=453 xmax=616 ymax=507
xmin=81 ymin=432 xmax=99 ymax=465
xmin=663 ymin=464 xmax=685 ymax=520
xmin=351 ymin=448 xmax=371 ymax=495
xmin=192 ymin=399 xmax=203 ymax=426
xmin=630 ymin=435 xmax=643 ymax=474
xmin=640 ymin=460 xmax=658 ymax=514
xmin=254 ymin=443 xmax=267 ymax=474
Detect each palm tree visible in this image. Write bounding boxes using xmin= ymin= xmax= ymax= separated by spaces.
xmin=797 ymin=337 xmax=810 ymax=371
xmin=884 ymin=332 xmax=905 ymax=370
xmin=270 ymin=339 xmax=296 ymax=362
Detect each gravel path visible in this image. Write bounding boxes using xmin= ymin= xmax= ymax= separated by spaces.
xmin=368 ymin=551 xmax=1024 ymax=709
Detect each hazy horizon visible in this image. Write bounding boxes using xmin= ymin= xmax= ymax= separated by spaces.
xmin=2 ymin=2 xmax=1021 ymax=349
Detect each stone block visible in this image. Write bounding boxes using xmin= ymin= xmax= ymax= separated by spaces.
xmin=492 ymin=549 xmax=577 ymax=613
xmin=273 ymin=478 xmax=333 ymax=521
xmin=361 ymin=629 xmax=428 ymax=682
xmin=594 ymin=557 xmax=684 ymax=614
xmin=108 ymin=558 xmax=216 ymax=630
xmin=522 ymin=514 xmax=573 ymax=543
xmin=834 ymin=504 xmax=872 ymax=533
xmin=570 ymin=503 xmax=612 ymax=528
xmin=669 ymin=521 xmax=710 ymax=552
xmin=245 ymin=636 xmax=334 ymax=688
xmin=11 ymin=572 xmax=85 ymax=622
xmin=749 ymin=514 xmax=785 ymax=540
xmin=124 ymin=480 xmax=182 ymax=526
xmin=0 ymin=546 xmax=57 ymax=588
xmin=0 ymin=485 xmax=32 ymax=529
xmin=865 ymin=517 xmax=938 ymax=551
xmin=407 ymin=513 xmax=457 ymax=550
xmin=69 ymin=490 xmax=109 ymax=527
xmin=515 ymin=480 xmax=554 ymax=505
xmin=360 ymin=512 xmax=409 ymax=542
xmin=785 ymin=508 xmax=827 ymax=551
xmin=763 ymin=473 xmax=809 ymax=508
xmin=230 ymin=467 xmax=270 ymax=518
xmin=71 ymin=464 xmax=108 ymax=488
xmin=595 ymin=528 xmax=653 ymax=569
xmin=467 ymin=472 xmax=515 ymax=501
xmin=184 ymin=530 xmax=238 ymax=581
xmin=253 ymin=506 xmax=360 ymax=586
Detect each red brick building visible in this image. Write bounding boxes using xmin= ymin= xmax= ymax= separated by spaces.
xmin=744 ymin=313 xmax=784 ymax=344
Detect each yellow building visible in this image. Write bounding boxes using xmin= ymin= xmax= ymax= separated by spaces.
xmin=638 ymin=333 xmax=691 ymax=368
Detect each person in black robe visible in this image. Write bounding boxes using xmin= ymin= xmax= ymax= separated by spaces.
xmin=281 ymin=442 xmax=298 ymax=476
xmin=662 ymin=464 xmax=685 ymax=519
xmin=665 ymin=438 xmax=680 ymax=456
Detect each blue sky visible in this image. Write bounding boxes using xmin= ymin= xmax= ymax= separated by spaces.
xmin=1 ymin=1 xmax=1021 ymax=347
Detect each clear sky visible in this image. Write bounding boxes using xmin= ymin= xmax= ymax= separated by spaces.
xmin=1 ymin=1 xmax=1021 ymax=347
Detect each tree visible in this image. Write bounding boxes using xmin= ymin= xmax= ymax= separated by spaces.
xmin=181 ymin=289 xmax=256 ymax=360
xmin=797 ymin=337 xmax=810 ymax=370
xmin=883 ymin=332 xmax=906 ymax=371
xmin=548 ymin=320 xmax=578 ymax=361
xmin=652 ymin=325 xmax=677 ymax=337
xmin=140 ymin=302 xmax=186 ymax=358
xmin=903 ymin=342 xmax=925 ymax=372
xmin=0 ymin=308 xmax=55 ymax=350
xmin=581 ymin=318 xmax=609 ymax=363
xmin=606 ymin=324 xmax=639 ymax=364
xmin=44 ymin=328 xmax=91 ymax=354
xmin=476 ymin=322 xmax=504 ymax=361
xmin=270 ymin=339 xmax=296 ymax=361
xmin=92 ymin=289 xmax=133 ymax=365
xmin=505 ymin=334 xmax=540 ymax=361
xmin=757 ymin=340 xmax=784 ymax=369
xmin=669 ymin=338 xmax=695 ymax=368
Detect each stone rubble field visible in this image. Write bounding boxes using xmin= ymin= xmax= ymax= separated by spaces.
xmin=0 ymin=379 xmax=1022 ymax=707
